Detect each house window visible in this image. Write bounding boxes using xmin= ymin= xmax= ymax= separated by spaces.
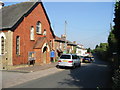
xmin=43 ymin=29 xmax=46 ymax=36
xmin=1 ymin=36 xmax=5 ymax=54
xmin=16 ymin=36 xmax=20 ymax=55
xmin=30 ymin=26 xmax=34 ymax=40
xmin=50 ymin=40 xmax=52 ymax=48
xmin=36 ymin=21 xmax=42 ymax=34
xmin=60 ymin=43 xmax=62 ymax=49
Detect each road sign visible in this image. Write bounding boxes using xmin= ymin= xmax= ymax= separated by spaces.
xmin=50 ymin=51 xmax=55 ymax=57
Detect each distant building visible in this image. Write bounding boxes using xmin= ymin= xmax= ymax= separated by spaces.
xmin=54 ymin=36 xmax=65 ymax=58
xmin=76 ymin=44 xmax=87 ymax=56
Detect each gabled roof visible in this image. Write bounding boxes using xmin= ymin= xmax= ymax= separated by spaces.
xmin=55 ymin=36 xmax=65 ymax=42
xmin=33 ymin=37 xmax=47 ymax=49
xmin=55 ymin=36 xmax=77 ymax=46
xmin=0 ymin=1 xmax=55 ymax=37
xmin=67 ymin=40 xmax=77 ymax=46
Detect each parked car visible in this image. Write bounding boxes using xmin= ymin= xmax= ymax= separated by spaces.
xmin=79 ymin=56 xmax=84 ymax=62
xmin=82 ymin=56 xmax=92 ymax=63
xmin=57 ymin=54 xmax=81 ymax=68
xmin=90 ymin=56 xmax=95 ymax=62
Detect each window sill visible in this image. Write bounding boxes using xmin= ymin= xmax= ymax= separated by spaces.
xmin=16 ymin=55 xmax=21 ymax=57
xmin=0 ymin=54 xmax=5 ymax=56
xmin=36 ymin=33 xmax=42 ymax=35
xmin=30 ymin=40 xmax=35 ymax=41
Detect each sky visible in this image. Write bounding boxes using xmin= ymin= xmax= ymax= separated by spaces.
xmin=3 ymin=0 xmax=115 ymax=49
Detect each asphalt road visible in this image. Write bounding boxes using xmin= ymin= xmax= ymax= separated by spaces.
xmin=11 ymin=56 xmax=112 ymax=88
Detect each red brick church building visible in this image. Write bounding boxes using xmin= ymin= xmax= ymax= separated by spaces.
xmin=0 ymin=1 xmax=55 ymax=69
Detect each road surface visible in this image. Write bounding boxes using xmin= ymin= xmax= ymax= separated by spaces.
xmin=11 ymin=56 xmax=112 ymax=88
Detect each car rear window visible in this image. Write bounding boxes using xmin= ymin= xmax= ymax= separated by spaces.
xmin=60 ymin=55 xmax=71 ymax=59
xmin=72 ymin=55 xmax=78 ymax=59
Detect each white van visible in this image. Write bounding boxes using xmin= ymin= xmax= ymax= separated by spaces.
xmin=57 ymin=54 xmax=81 ymax=68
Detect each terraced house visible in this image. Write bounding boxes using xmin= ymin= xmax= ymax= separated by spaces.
xmin=0 ymin=1 xmax=55 ymax=70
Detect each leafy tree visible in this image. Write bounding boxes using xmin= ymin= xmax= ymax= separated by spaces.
xmin=113 ymin=1 xmax=120 ymax=54
xmin=94 ymin=43 xmax=108 ymax=60
xmin=95 ymin=45 xmax=99 ymax=49
xmin=87 ymin=48 xmax=91 ymax=53
xmin=108 ymin=28 xmax=118 ymax=56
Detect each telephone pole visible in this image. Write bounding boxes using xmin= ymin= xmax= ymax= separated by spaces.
xmin=64 ymin=20 xmax=67 ymax=54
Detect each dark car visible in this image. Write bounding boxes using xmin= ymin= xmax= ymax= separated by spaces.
xmin=82 ymin=56 xmax=92 ymax=63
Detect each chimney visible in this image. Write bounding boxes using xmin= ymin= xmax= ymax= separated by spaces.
xmin=0 ymin=1 xmax=4 ymax=9
xmin=73 ymin=41 xmax=76 ymax=44
xmin=61 ymin=34 xmax=66 ymax=39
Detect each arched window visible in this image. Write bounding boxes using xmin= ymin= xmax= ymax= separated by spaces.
xmin=50 ymin=40 xmax=52 ymax=48
xmin=43 ymin=29 xmax=46 ymax=36
xmin=1 ymin=36 xmax=5 ymax=54
xmin=30 ymin=26 xmax=34 ymax=40
xmin=36 ymin=21 xmax=42 ymax=34
xmin=16 ymin=36 xmax=20 ymax=55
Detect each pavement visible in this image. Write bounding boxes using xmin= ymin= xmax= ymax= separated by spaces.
xmin=2 ymin=62 xmax=86 ymax=88
xmin=6 ymin=62 xmax=58 ymax=73
xmin=2 ymin=62 xmax=64 ymax=88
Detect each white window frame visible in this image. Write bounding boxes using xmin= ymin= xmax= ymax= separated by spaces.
xmin=30 ymin=26 xmax=34 ymax=40
xmin=50 ymin=40 xmax=52 ymax=48
xmin=0 ymin=32 xmax=6 ymax=55
xmin=36 ymin=21 xmax=42 ymax=34
xmin=43 ymin=29 xmax=46 ymax=36
xmin=1 ymin=36 xmax=5 ymax=55
xmin=60 ymin=43 xmax=62 ymax=49
xmin=16 ymin=36 xmax=20 ymax=56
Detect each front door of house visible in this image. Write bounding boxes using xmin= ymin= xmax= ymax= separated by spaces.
xmin=43 ymin=51 xmax=46 ymax=64
xmin=43 ymin=46 xmax=47 ymax=64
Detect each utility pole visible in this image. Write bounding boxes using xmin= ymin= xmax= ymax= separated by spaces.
xmin=64 ymin=20 xmax=67 ymax=54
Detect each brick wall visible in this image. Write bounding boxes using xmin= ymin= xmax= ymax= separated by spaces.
xmin=13 ymin=3 xmax=54 ymax=65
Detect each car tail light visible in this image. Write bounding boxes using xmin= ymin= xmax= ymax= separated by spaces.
xmin=68 ymin=61 xmax=73 ymax=63
xmin=58 ymin=60 xmax=61 ymax=62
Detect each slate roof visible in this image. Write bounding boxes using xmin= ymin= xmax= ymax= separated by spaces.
xmin=67 ymin=40 xmax=77 ymax=46
xmin=55 ymin=36 xmax=65 ymax=42
xmin=55 ymin=36 xmax=77 ymax=46
xmin=1 ymin=2 xmax=36 ymax=29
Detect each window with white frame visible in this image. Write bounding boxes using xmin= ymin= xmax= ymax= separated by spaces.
xmin=36 ymin=21 xmax=42 ymax=34
xmin=1 ymin=36 xmax=5 ymax=54
xmin=43 ymin=29 xmax=46 ymax=36
xmin=50 ymin=40 xmax=52 ymax=48
xmin=60 ymin=43 xmax=62 ymax=49
xmin=16 ymin=36 xmax=20 ymax=55
xmin=30 ymin=26 xmax=34 ymax=40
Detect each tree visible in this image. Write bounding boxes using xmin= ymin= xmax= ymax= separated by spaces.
xmin=94 ymin=43 xmax=108 ymax=60
xmin=113 ymin=1 xmax=120 ymax=54
xmin=95 ymin=45 xmax=99 ymax=49
xmin=87 ymin=48 xmax=91 ymax=53
xmin=108 ymin=28 xmax=118 ymax=56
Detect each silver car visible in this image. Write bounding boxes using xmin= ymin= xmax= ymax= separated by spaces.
xmin=57 ymin=54 xmax=81 ymax=68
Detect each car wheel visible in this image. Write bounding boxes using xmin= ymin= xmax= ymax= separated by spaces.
xmin=56 ymin=65 xmax=59 ymax=68
xmin=78 ymin=63 xmax=81 ymax=67
xmin=72 ymin=64 xmax=76 ymax=69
